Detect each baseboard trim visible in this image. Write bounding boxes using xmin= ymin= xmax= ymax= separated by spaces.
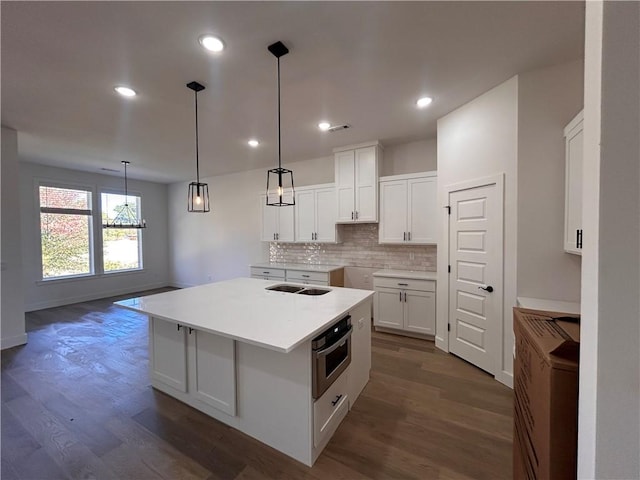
xmin=1 ymin=333 xmax=28 ymax=350
xmin=495 ymin=370 xmax=514 ymax=389
xmin=26 ymin=281 xmax=170 ymax=312
xmin=170 ymin=281 xmax=195 ymax=289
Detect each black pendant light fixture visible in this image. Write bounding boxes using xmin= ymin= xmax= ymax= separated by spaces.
xmin=266 ymin=41 xmax=295 ymax=207
xmin=187 ymin=81 xmax=210 ymax=213
xmin=103 ymin=161 xmax=146 ymax=229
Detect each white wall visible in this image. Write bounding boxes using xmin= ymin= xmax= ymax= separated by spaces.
xmin=579 ymin=1 xmax=640 ymax=478
xmin=169 ymin=156 xmax=333 ymax=287
xmin=1 ymin=127 xmax=27 ymax=349
xmin=20 ymin=162 xmax=170 ymax=311
xmin=517 ymin=60 xmax=584 ymax=302
xmin=436 ymin=76 xmax=519 ymax=387
xmin=381 ymin=138 xmax=437 ymax=177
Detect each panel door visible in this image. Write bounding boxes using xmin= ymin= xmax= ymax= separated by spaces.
xmin=404 ymin=290 xmax=435 ymax=335
xmin=354 ymin=146 xmax=378 ymax=222
xmin=335 ymin=150 xmax=355 ymax=222
xmin=295 ymin=189 xmax=316 ymax=242
xmin=260 ymin=195 xmax=278 ymax=241
xmin=564 ymin=119 xmax=583 ymax=254
xmin=374 ymin=287 xmax=403 ymax=329
xmin=277 ymin=204 xmax=295 ymax=242
xmin=448 ymin=183 xmax=501 ymax=374
xmin=379 ymin=180 xmax=408 ymax=243
xmin=150 ymin=318 xmax=187 ymax=392
xmin=408 ymin=176 xmax=437 ymax=244
xmin=187 ymin=329 xmax=237 ymax=416
xmin=314 ymin=187 xmax=337 ymax=242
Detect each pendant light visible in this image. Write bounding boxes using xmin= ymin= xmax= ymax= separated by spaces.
xmin=103 ymin=161 xmax=146 ymax=229
xmin=187 ymin=81 xmax=210 ymax=213
xmin=266 ymin=41 xmax=295 ymax=207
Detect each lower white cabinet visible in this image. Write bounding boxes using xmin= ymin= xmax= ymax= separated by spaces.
xmin=250 ymin=266 xmax=286 ymax=281
xmin=373 ymin=273 xmax=436 ymax=336
xmin=150 ymin=318 xmax=236 ymax=416
xmin=313 ymin=368 xmax=349 ymax=448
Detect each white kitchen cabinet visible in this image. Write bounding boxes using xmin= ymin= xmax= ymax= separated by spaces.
xmin=260 ymin=194 xmax=295 ymax=242
xmin=250 ymin=266 xmax=286 ymax=281
xmin=379 ymin=172 xmax=437 ymax=244
xmin=150 ymin=318 xmax=236 ymax=416
xmin=564 ymin=110 xmax=583 ymax=255
xmin=373 ymin=272 xmax=436 ymax=337
xmin=334 ymin=142 xmax=382 ymax=223
xmin=294 ymin=184 xmax=339 ymax=243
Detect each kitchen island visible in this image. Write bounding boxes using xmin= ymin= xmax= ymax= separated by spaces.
xmin=116 ymin=277 xmax=373 ymax=466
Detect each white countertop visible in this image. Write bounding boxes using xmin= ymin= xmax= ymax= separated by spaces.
xmin=372 ymin=269 xmax=437 ymax=281
xmin=517 ymin=296 xmax=580 ymax=315
xmin=250 ymin=262 xmax=344 ymax=273
xmin=116 ymin=277 xmax=373 ymax=353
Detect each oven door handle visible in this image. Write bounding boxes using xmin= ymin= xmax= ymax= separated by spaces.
xmin=314 ymin=327 xmax=353 ymax=358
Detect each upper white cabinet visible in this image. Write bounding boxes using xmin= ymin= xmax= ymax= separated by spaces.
xmin=564 ymin=111 xmax=583 ymax=255
xmin=260 ymin=194 xmax=295 ymax=242
xmin=294 ymin=184 xmax=340 ymax=243
xmin=379 ymin=172 xmax=437 ymax=244
xmin=334 ymin=142 xmax=382 ymax=223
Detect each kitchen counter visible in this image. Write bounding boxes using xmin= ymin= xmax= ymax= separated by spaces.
xmin=517 ymin=296 xmax=580 ymax=315
xmin=249 ymin=262 xmax=344 ymax=273
xmin=372 ymin=269 xmax=437 ymax=281
xmin=117 ymin=277 xmax=372 ymax=353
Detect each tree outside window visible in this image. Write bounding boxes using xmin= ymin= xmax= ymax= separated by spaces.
xmin=101 ymin=192 xmax=142 ymax=272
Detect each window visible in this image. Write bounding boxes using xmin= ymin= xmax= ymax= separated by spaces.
xmin=101 ymin=192 xmax=143 ymax=272
xmin=39 ymin=185 xmax=93 ymax=279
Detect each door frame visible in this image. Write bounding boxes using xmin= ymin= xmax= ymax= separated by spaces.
xmin=438 ymin=173 xmax=505 ymax=382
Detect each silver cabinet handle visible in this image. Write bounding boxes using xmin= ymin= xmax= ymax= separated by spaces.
xmin=397 ymin=283 xmax=409 ymax=286
xmin=399 ymin=291 xmax=402 ymax=302
xmin=403 ymin=232 xmax=407 ymax=241
xmin=302 ymin=274 xmax=310 ymax=278
xmin=351 ymin=211 xmax=354 ymax=220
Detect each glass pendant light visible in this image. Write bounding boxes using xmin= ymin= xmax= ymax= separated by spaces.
xmin=187 ymin=81 xmax=210 ymax=213
xmin=102 ymin=160 xmax=146 ymax=229
xmin=266 ymin=41 xmax=295 ymax=207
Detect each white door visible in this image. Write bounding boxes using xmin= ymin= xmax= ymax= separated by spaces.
xmin=315 ymin=187 xmax=337 ymax=242
xmin=354 ymin=146 xmax=378 ymax=222
xmin=408 ymin=176 xmax=437 ymax=244
xmin=150 ymin=318 xmax=187 ymax=392
xmin=295 ymin=189 xmax=315 ymax=242
xmin=404 ymin=290 xmax=435 ymax=335
xmin=374 ymin=288 xmax=404 ymax=329
xmin=379 ymin=180 xmax=407 ymax=243
xmin=335 ymin=150 xmax=355 ymax=222
xmin=448 ymin=183 xmax=501 ymax=374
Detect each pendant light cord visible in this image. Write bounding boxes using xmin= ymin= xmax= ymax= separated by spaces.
xmin=123 ymin=161 xmax=129 ymax=206
xmin=277 ymin=56 xmax=281 ymax=170
xmin=194 ymin=90 xmax=200 ymax=184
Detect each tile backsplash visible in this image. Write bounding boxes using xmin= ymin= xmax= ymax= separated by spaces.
xmin=270 ymin=223 xmax=436 ymax=271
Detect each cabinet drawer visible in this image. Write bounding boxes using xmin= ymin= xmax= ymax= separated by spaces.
xmin=250 ymin=267 xmax=285 ymax=279
xmin=373 ymin=277 xmax=435 ymax=292
xmin=286 ymin=270 xmax=329 ymax=283
xmin=313 ymin=370 xmax=349 ymax=447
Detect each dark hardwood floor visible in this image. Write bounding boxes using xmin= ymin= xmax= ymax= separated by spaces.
xmin=1 ymin=289 xmax=513 ymax=479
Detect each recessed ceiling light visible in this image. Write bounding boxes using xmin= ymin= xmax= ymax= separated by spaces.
xmin=248 ymin=139 xmax=260 ymax=148
xmin=318 ymin=122 xmax=331 ymax=131
xmin=416 ymin=97 xmax=433 ymax=108
xmin=114 ymin=86 xmax=136 ymax=97
xmin=199 ymin=34 xmax=225 ymax=53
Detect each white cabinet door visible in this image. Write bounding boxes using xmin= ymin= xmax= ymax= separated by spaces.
xmin=277 ymin=205 xmax=295 ymax=242
xmin=564 ymin=111 xmax=583 ymax=255
xmin=335 ymin=150 xmax=356 ymax=222
xmin=347 ymin=300 xmax=371 ymax=405
xmin=187 ymin=329 xmax=236 ymax=416
xmin=404 ymin=290 xmax=435 ymax=335
xmin=315 ymin=187 xmax=337 ymax=243
xmin=260 ymin=195 xmax=278 ymax=241
xmin=379 ymin=180 xmax=408 ymax=243
xmin=150 ymin=318 xmax=187 ymax=392
xmin=354 ymin=146 xmax=378 ymax=222
xmin=295 ymin=189 xmax=315 ymax=242
xmin=408 ymin=176 xmax=437 ymax=244
xmin=374 ymin=288 xmax=404 ymax=329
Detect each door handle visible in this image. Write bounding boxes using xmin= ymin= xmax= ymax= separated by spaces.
xmin=478 ymin=286 xmax=494 ymax=293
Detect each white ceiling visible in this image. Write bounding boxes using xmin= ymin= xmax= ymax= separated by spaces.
xmin=1 ymin=1 xmax=585 ymax=184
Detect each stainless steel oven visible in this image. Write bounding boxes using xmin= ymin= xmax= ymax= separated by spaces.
xmin=312 ymin=315 xmax=352 ymax=399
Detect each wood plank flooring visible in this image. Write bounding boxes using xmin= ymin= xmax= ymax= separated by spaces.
xmin=1 ymin=289 xmax=513 ymax=479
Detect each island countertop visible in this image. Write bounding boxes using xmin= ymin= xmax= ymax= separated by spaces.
xmin=116 ymin=277 xmax=373 ymax=353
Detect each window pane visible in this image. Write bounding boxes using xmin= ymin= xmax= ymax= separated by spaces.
xmin=41 ymin=213 xmax=91 ymax=278
xmin=103 ymin=228 xmax=141 ymax=272
xmin=101 ymin=192 xmax=142 ymax=272
xmin=40 ymin=186 xmax=90 ymax=210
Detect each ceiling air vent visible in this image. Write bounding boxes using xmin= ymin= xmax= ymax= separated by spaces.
xmin=327 ymin=124 xmax=350 ymax=133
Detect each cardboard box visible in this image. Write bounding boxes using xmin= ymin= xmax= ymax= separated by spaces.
xmin=513 ymin=307 xmax=580 ymax=480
